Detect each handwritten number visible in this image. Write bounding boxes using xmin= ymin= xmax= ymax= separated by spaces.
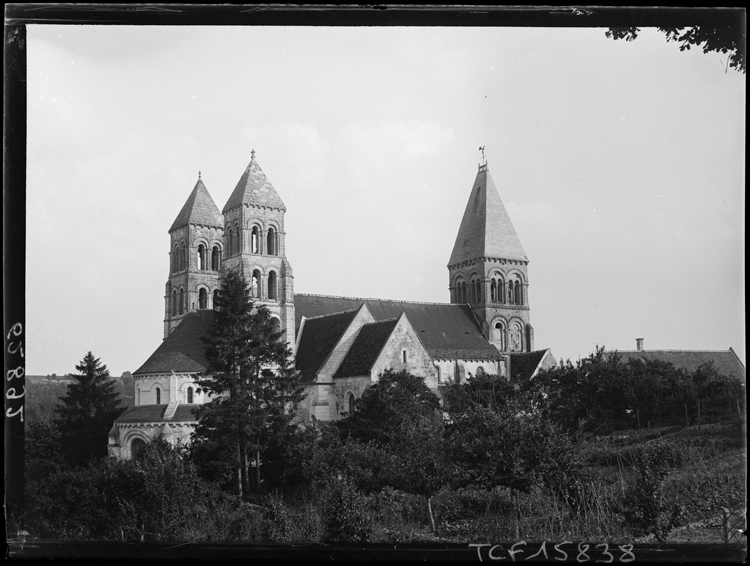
xmin=554 ymin=542 xmax=570 ymax=562
xmin=6 ymin=386 xmax=25 ymax=400
xmin=577 ymin=543 xmax=590 ymax=562
xmin=596 ymin=544 xmax=613 ymax=563
xmin=7 ymin=366 xmax=24 ymax=381
xmin=6 ymin=322 xmax=22 ymax=339
xmin=618 ymin=545 xmax=635 ymax=563
xmin=7 ymin=341 xmax=24 ymax=357
xmin=6 ymin=405 xmax=24 ymax=421
xmin=526 ymin=541 xmax=548 ymax=560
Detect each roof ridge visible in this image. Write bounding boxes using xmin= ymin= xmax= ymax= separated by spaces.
xmin=616 ymin=349 xmax=732 ymax=353
xmin=362 ymin=317 xmax=400 ymax=326
xmin=304 ymin=307 xmax=361 ymax=321
xmin=297 ymin=292 xmax=452 ymax=307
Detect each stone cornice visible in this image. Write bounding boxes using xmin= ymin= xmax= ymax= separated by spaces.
xmin=448 ymin=256 xmax=529 ymax=270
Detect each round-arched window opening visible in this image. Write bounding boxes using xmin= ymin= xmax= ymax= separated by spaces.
xmin=187 ymin=386 xmax=194 ymax=404
xmin=131 ymin=438 xmax=147 ymax=459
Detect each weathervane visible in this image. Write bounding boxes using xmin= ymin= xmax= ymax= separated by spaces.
xmin=198 ymin=170 xmax=201 ymax=180
xmin=251 ymin=149 xmax=256 ymax=160
xmin=479 ymin=146 xmax=486 ymax=166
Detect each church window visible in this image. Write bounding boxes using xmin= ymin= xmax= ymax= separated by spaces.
xmin=461 ymin=281 xmax=467 ymax=303
xmin=226 ymin=228 xmax=233 ymax=256
xmin=155 ymin=386 xmax=161 ymax=405
xmin=515 ymin=279 xmax=523 ymax=305
xmin=235 ymin=228 xmax=242 ymax=254
xmin=187 ymin=386 xmax=194 ymax=404
xmin=510 ymin=322 xmax=523 ymax=352
xmin=508 ymin=281 xmax=514 ymax=304
xmin=490 ymin=279 xmax=497 ymax=303
xmin=172 ymin=245 xmax=178 ymax=272
xmin=252 ymin=270 xmax=261 ymax=298
xmin=270 ymin=317 xmax=281 ymax=342
xmin=251 ymin=226 xmax=259 ymax=254
xmin=268 ymin=271 xmax=278 ymax=300
xmin=499 ymin=279 xmax=505 ymax=304
xmin=213 ymin=289 xmax=219 ymax=310
xmin=211 ymin=246 xmax=220 ymax=271
xmin=476 ymin=279 xmax=482 ymax=302
xmin=136 ymin=388 xmax=140 ymax=405
xmin=199 ymin=288 xmax=207 ymax=310
xmin=172 ymin=290 xmax=177 ymax=316
xmin=179 ymin=288 xmax=184 ymax=315
xmin=402 ymin=350 xmax=407 ymax=363
xmin=131 ymin=438 xmax=147 ymax=459
xmin=198 ymin=244 xmax=206 ymax=270
xmin=494 ymin=322 xmax=506 ymax=350
xmin=267 ymin=227 xmax=277 ymax=256
xmin=476 ymin=366 xmax=485 ymax=377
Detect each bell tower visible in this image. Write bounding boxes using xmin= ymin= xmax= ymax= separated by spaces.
xmin=447 ymin=158 xmax=534 ymax=353
xmin=165 ymin=173 xmax=224 ymax=338
xmin=220 ymin=151 xmax=296 ymax=350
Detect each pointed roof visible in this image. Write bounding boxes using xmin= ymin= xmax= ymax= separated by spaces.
xmin=448 ymin=164 xmax=527 ymax=266
xmin=334 ymin=318 xmax=401 ymax=378
xmin=169 ymin=177 xmax=223 ymax=232
xmin=223 ymin=152 xmax=286 ymax=213
xmin=133 ymin=311 xmax=217 ymax=375
xmin=614 ymin=349 xmax=745 ymax=381
xmin=294 ymin=308 xmax=361 ymax=382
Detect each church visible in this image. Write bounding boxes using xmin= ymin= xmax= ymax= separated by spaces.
xmin=108 ymin=151 xmax=556 ymax=459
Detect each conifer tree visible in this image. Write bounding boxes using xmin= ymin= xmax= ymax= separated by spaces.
xmin=193 ymin=269 xmax=304 ymax=497
xmin=54 ymin=352 xmax=125 ymax=466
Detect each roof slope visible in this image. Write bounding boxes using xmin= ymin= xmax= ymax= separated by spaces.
xmin=510 ymin=350 xmax=549 ymax=381
xmin=449 ymin=165 xmax=527 ymax=266
xmin=223 ymin=154 xmax=286 ymax=213
xmin=295 ymin=294 xmax=500 ymax=361
xmin=115 ymin=404 xmax=199 ymax=423
xmin=334 ymin=318 xmax=400 ymax=377
xmin=615 ymin=349 xmax=746 ymax=380
xmin=295 ymin=309 xmax=360 ymax=382
xmin=134 ymin=311 xmax=217 ymax=375
xmin=169 ymin=178 xmax=223 ymax=232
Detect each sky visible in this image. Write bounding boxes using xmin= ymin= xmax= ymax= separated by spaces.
xmin=25 ymin=23 xmax=745 ymax=376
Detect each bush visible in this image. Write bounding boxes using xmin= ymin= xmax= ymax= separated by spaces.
xmin=620 ymin=444 xmax=684 ymax=541
xmin=321 ymin=476 xmax=372 ymax=544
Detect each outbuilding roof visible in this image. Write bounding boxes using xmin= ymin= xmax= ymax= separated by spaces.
xmin=133 ymin=311 xmax=216 ymax=375
xmin=614 ymin=349 xmax=746 ymax=381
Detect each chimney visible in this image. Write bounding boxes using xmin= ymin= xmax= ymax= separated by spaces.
xmin=636 ymin=338 xmax=644 ymax=351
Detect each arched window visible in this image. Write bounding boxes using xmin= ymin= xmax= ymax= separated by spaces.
xmin=476 ymin=366 xmax=485 ymax=377
xmin=476 ymin=279 xmax=482 ymax=302
xmin=267 ymin=227 xmax=277 ymax=256
xmin=347 ymin=392 xmax=355 ymax=415
xmin=213 ymin=289 xmax=219 ymax=310
xmin=234 ymin=227 xmax=241 ymax=255
xmin=469 ymin=279 xmax=475 ymax=303
xmin=172 ymin=245 xmax=178 ymax=272
xmin=490 ymin=279 xmax=497 ymax=303
xmin=510 ymin=322 xmax=523 ymax=352
xmin=268 ymin=271 xmax=277 ymax=300
xmin=226 ymin=228 xmax=233 ymax=256
xmin=131 ymin=438 xmax=147 ymax=459
xmin=172 ymin=290 xmax=177 ymax=316
xmin=211 ymin=246 xmax=220 ymax=271
xmin=508 ymin=281 xmax=514 ymax=304
xmin=198 ymin=244 xmax=206 ymax=270
xmin=270 ymin=317 xmax=281 ymax=342
xmin=494 ymin=322 xmax=506 ymax=350
xmin=251 ymin=226 xmax=259 ymax=254
xmin=136 ymin=388 xmax=140 ymax=405
xmin=179 ymin=288 xmax=184 ymax=314
xmin=187 ymin=386 xmax=194 ymax=404
xmin=515 ymin=279 xmax=523 ymax=305
xmin=498 ymin=278 xmax=505 ymax=304
xmin=180 ymin=244 xmax=187 ymax=271
xmin=251 ymin=270 xmax=261 ymax=298
xmin=199 ymin=288 xmax=207 ymax=310
xmin=461 ymin=281 xmax=467 ymax=303
xmin=155 ymin=386 xmax=161 ymax=405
